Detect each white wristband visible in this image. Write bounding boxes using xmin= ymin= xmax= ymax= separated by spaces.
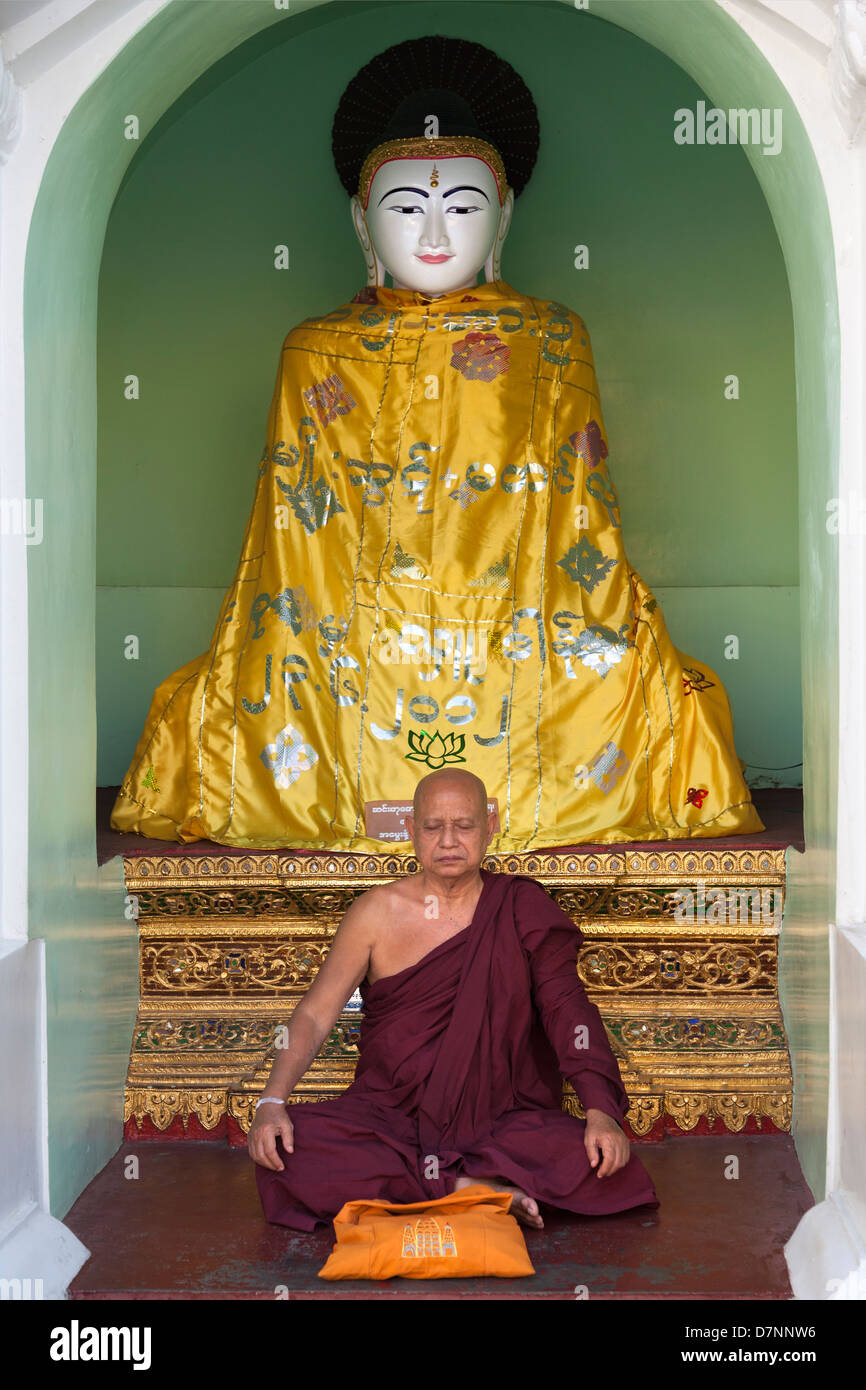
xmin=255 ymin=1096 xmax=287 ymax=1110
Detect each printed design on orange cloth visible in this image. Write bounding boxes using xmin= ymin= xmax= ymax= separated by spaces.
xmin=450 ymin=331 xmax=511 ymax=381
xmin=449 ymin=479 xmax=479 ymax=510
xmin=556 ymin=537 xmax=618 ymax=594
xmin=469 ymin=553 xmax=511 ymax=590
xmin=317 ymin=613 xmax=348 ymax=656
xmin=406 ymin=729 xmax=466 ymax=769
xmin=242 ymin=653 xmax=272 ymax=714
xmin=643 ymin=597 xmax=658 ymax=615
xmin=683 ymin=668 xmax=715 ymax=695
xmin=390 ymin=540 xmax=428 ymax=581
xmin=250 ymin=587 xmax=310 ymax=640
xmin=141 ymin=764 xmax=160 ymax=793
xmin=351 ymin=286 xmax=379 ymax=304
xmin=275 ymin=470 xmax=344 ymax=536
xmin=272 ymin=423 xmax=346 ymax=536
xmin=569 ymin=419 xmax=608 ymax=468
xmin=302 ymin=373 xmax=357 ymax=428
xmin=552 ymin=620 xmax=632 ymax=680
xmin=585 ymin=464 xmax=622 ymax=528
xmin=586 ymin=741 xmax=631 ymax=794
xmin=686 ymin=787 xmax=709 ymax=809
xmin=401 ymin=1218 xmax=457 ymax=1258
xmin=443 ymin=309 xmax=499 ymax=334
xmin=293 ymin=585 xmax=318 ymax=632
xmin=260 ymin=723 xmax=318 ymax=789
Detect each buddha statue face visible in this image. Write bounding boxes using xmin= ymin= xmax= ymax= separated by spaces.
xmin=351 ymin=155 xmax=514 ymax=296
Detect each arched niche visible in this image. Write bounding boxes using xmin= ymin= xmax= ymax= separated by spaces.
xmin=20 ymin=0 xmax=837 ymax=1261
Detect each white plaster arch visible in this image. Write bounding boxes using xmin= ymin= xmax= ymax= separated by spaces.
xmin=0 ymin=0 xmax=861 ymax=1298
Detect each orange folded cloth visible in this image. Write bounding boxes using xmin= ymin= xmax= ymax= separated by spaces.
xmin=317 ymin=1183 xmax=536 ymax=1280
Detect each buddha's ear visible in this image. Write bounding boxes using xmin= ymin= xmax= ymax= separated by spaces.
xmin=350 ymin=195 xmax=384 ymax=287
xmin=484 ymin=186 xmax=514 ymax=282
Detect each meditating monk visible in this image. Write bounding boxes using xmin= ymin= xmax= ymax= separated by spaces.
xmin=251 ymin=767 xmax=659 ymax=1229
xmin=109 ymin=34 xmax=764 ymax=854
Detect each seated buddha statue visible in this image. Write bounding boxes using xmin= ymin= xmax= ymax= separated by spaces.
xmin=110 ymin=35 xmax=764 ymax=852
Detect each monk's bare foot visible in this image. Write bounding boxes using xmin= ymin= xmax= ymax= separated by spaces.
xmin=454 ymin=1172 xmax=544 ymax=1229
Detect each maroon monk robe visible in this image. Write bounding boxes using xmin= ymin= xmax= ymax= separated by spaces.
xmin=255 ymin=869 xmax=658 ymax=1230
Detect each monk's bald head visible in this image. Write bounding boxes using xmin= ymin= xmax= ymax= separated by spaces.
xmin=406 ymin=769 xmax=494 ymax=877
xmin=412 ymin=769 xmax=488 ymax=820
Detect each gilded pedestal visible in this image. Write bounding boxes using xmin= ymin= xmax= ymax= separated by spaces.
xmin=122 ymin=845 xmax=792 ymax=1141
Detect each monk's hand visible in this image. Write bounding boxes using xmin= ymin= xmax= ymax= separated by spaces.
xmin=248 ymin=1102 xmax=294 ymax=1172
xmin=584 ymin=1108 xmax=630 ymax=1178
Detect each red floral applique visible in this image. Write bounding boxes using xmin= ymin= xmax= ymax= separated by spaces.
xmin=569 ymin=419 xmax=608 ymax=468
xmin=686 ymin=787 xmax=709 ymax=809
xmin=302 ymin=373 xmax=356 ymax=427
xmin=450 ymin=331 xmax=510 ymax=381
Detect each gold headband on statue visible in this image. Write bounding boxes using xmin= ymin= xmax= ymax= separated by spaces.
xmin=358 ymin=135 xmax=509 ymax=209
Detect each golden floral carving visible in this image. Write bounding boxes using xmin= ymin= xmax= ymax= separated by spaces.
xmin=123 ymin=845 xmax=787 ymax=893
xmin=665 ymin=1093 xmax=710 ymax=1130
xmin=142 ymin=940 xmax=331 ymax=994
xmin=121 ymin=844 xmax=793 ymax=1143
xmin=578 ymin=941 xmax=775 ymax=994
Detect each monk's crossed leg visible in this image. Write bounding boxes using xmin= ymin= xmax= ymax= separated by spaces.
xmin=453 ymin=1107 xmax=658 ymax=1223
xmin=254 ymin=1097 xmax=436 ymax=1231
xmin=255 ymin=1099 xmax=657 ymax=1233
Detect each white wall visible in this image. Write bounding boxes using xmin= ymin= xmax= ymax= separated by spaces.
xmin=718 ymin=0 xmax=866 ymax=1299
xmin=0 ymin=0 xmax=167 ymax=1298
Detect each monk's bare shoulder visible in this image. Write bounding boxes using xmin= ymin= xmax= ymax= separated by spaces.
xmin=344 ymin=878 xmax=422 ymax=931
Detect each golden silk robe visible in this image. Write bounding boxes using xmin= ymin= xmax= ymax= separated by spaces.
xmin=110 ymin=279 xmax=764 ymax=851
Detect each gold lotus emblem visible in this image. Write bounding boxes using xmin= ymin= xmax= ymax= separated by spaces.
xmin=405 ymin=730 xmax=467 ymax=769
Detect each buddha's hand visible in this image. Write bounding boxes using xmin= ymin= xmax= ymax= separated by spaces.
xmin=248 ymin=1102 xmax=295 ymax=1172
xmin=583 ymin=1108 xmax=630 ymax=1178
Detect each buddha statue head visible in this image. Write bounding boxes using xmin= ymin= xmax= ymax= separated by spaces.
xmin=353 ymin=140 xmax=513 ymax=296
xmin=332 ymin=36 xmax=540 ymax=297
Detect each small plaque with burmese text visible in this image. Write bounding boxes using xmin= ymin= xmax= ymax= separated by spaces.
xmin=364 ymin=798 xmax=500 ymax=841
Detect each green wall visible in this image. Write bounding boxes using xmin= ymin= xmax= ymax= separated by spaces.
xmin=26 ymin=0 xmax=291 ymax=1222
xmin=25 ymin=0 xmax=833 ymax=1220
xmin=601 ymin=0 xmax=837 ymax=1202
xmin=96 ymin=0 xmax=801 ymax=792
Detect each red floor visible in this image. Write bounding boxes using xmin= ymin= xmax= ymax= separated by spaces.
xmin=64 ymin=1134 xmax=812 ymax=1300
xmin=96 ymin=785 xmax=804 ymax=865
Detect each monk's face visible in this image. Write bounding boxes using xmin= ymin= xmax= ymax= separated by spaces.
xmin=360 ymin=156 xmax=506 ymax=294
xmin=407 ymin=780 xmax=494 ymax=878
